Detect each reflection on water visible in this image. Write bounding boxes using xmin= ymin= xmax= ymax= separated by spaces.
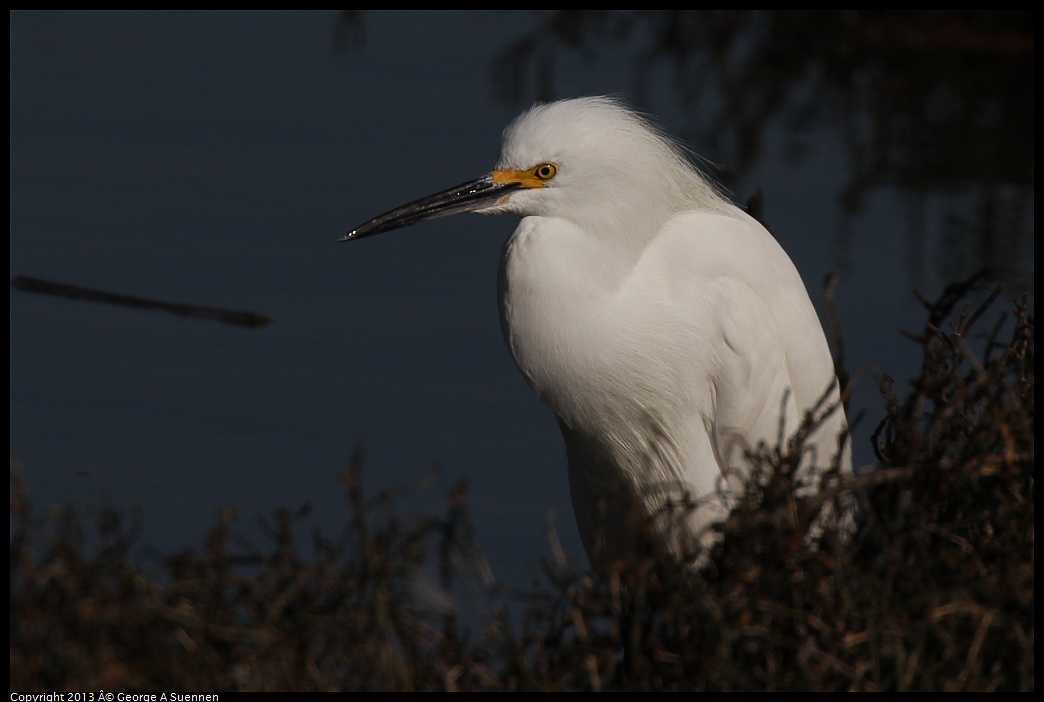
xmin=344 ymin=11 xmax=1034 ymax=293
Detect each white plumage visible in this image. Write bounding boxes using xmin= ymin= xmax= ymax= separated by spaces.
xmin=344 ymin=97 xmax=851 ymax=560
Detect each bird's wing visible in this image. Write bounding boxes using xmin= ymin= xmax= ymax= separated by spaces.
xmin=647 ymin=209 xmax=830 ymax=482
xmin=711 ymin=277 xmax=803 ymax=471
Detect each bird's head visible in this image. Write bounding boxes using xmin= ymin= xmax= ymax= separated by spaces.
xmin=341 ymin=97 xmax=724 ymax=244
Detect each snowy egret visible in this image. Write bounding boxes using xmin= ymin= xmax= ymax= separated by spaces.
xmin=342 ymin=97 xmax=851 ymax=560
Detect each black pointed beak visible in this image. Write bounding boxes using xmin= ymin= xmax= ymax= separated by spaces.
xmin=340 ymin=175 xmax=524 ymax=242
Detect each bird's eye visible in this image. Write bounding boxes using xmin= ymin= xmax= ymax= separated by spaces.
xmin=532 ymin=163 xmax=558 ymax=181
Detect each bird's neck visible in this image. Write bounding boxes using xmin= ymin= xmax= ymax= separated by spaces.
xmin=498 ymin=213 xmax=661 ymax=427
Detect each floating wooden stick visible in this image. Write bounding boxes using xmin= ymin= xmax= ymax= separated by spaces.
xmin=12 ymin=275 xmax=269 ymax=329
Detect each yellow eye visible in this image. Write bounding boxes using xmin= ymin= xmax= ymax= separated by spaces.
xmin=532 ymin=163 xmax=558 ymax=181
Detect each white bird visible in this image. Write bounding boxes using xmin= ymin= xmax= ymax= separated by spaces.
xmin=342 ymin=97 xmax=851 ymax=562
